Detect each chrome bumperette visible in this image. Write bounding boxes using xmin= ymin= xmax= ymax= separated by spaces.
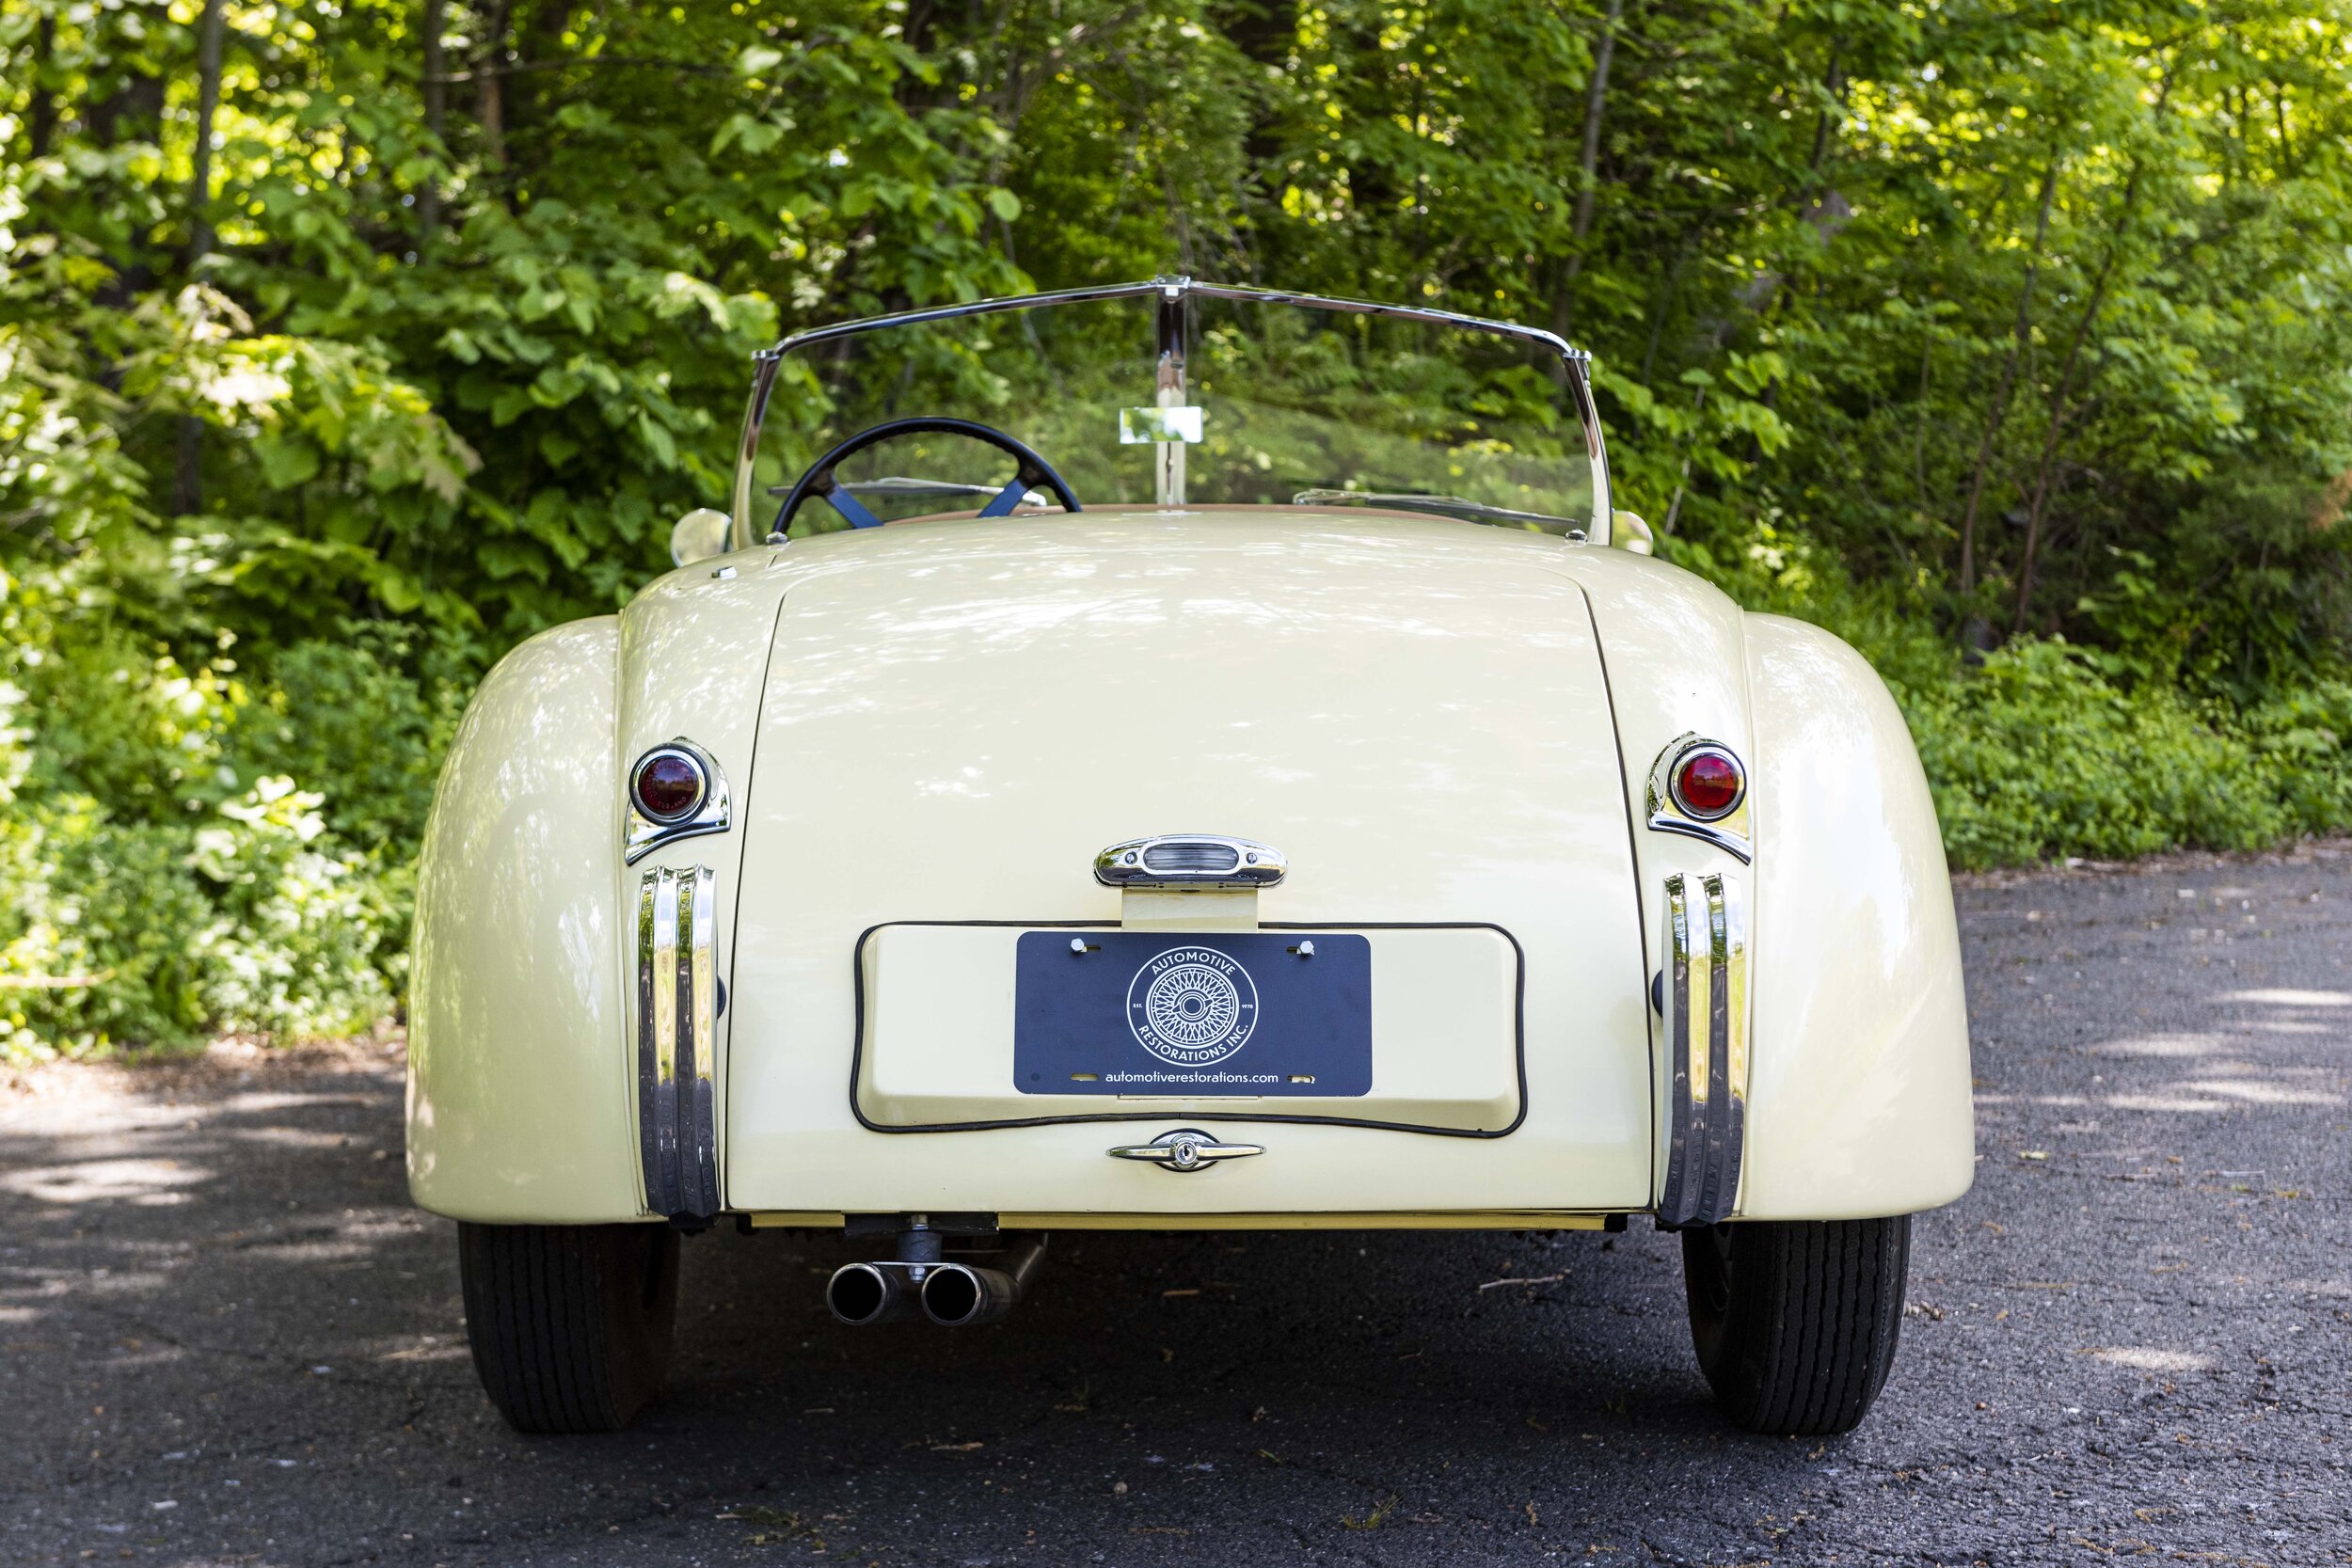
xmin=637 ymin=864 xmax=721 ymax=1221
xmin=624 ymin=736 xmax=732 ymax=865
xmin=1094 ymin=833 xmax=1288 ymax=889
xmin=1657 ymin=872 xmax=1746 ymax=1228
xmin=1644 ymin=731 xmax=1752 ymax=863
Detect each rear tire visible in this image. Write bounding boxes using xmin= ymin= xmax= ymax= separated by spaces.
xmin=457 ymin=1222 xmax=678 ymax=1433
xmin=1680 ymin=1215 xmax=1910 ymax=1435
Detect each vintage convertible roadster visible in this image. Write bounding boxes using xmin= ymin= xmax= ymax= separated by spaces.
xmin=407 ymin=278 xmax=1972 ymax=1437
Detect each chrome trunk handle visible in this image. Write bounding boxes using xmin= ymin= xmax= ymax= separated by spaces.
xmin=1107 ymin=1129 xmax=1265 ymax=1172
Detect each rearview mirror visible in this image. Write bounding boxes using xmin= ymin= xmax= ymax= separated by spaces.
xmin=1612 ymin=510 xmax=1655 ymax=556
xmin=669 ymin=508 xmax=732 ymax=567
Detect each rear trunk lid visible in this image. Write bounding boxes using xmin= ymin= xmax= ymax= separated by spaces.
xmin=723 ymin=510 xmax=1653 ymax=1212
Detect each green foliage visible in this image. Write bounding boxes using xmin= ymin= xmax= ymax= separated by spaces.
xmin=0 ymin=582 xmax=409 ymax=1057
xmin=1912 ymin=641 xmax=2295 ymax=870
xmin=8 ymin=0 xmax=2352 ymax=1053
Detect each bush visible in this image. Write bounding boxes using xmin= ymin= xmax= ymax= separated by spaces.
xmin=1908 ymin=641 xmax=2296 ymax=868
xmin=8 ymin=512 xmax=2352 ymax=1057
xmin=1679 ymin=526 xmax=2352 ymax=870
xmin=0 ymin=570 xmax=431 ymax=1063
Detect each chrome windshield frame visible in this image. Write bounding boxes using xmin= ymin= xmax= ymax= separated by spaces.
xmin=730 ymin=277 xmax=1612 ymax=548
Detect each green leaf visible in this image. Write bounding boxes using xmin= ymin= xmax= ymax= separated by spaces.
xmin=254 ymin=436 xmax=323 ymax=492
xmin=636 ymin=414 xmax=678 ymax=468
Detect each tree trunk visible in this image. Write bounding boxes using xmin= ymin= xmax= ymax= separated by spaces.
xmin=188 ymin=0 xmax=226 ymax=261
xmin=2011 ymin=162 xmax=2149 ymax=634
xmin=1218 ymin=0 xmax=1299 ymax=186
xmin=1806 ymin=46 xmax=1846 ymax=174
xmin=176 ymin=0 xmax=229 ymax=516
xmin=88 ymin=24 xmax=166 ymax=313
xmin=1912 ymin=332 xmax=1935 ymax=515
xmin=475 ymin=0 xmax=510 ymax=170
xmin=1955 ymin=152 xmax=2061 ymax=617
xmin=28 ymin=13 xmax=57 ymax=159
xmin=1692 ymin=39 xmax=1846 ymax=431
xmin=1548 ymin=0 xmax=1627 ymax=348
xmin=2010 ymin=70 xmax=2171 ymax=632
xmin=506 ymin=0 xmax=574 ymax=141
xmin=419 ymin=0 xmax=445 ymax=246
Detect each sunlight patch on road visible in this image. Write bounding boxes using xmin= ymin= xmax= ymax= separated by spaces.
xmin=2101 ymin=1093 xmax=2229 ymax=1114
xmin=226 ymin=1124 xmax=356 ymax=1150
xmin=2178 ymin=1079 xmax=2343 ymax=1107
xmin=215 ymin=1090 xmax=380 ymax=1116
xmin=0 ymin=1158 xmax=210 ymax=1205
xmin=2086 ymin=1034 xmax=2222 ymax=1058
xmin=2217 ymin=989 xmax=2352 ymax=1007
xmin=234 ymin=1206 xmax=423 ymax=1266
xmin=2082 ymin=1346 xmax=2215 ymax=1373
xmin=371 ymin=1335 xmax=469 ymax=1365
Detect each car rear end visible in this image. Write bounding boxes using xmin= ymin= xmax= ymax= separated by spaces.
xmin=706 ymin=508 xmax=1655 ymax=1227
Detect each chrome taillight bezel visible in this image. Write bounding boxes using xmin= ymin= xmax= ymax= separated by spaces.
xmin=1667 ymin=743 xmax=1746 ymax=822
xmin=1645 ymin=733 xmax=1752 ymax=863
xmin=630 ymin=745 xmax=709 ymax=824
xmin=624 ymin=736 xmax=731 ymax=864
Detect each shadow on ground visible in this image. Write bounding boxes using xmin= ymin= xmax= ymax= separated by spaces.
xmin=4 ymin=847 xmax=2348 ymax=1565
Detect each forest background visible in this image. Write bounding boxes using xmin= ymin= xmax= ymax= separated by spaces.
xmin=5 ymin=0 xmax=2352 ymax=1056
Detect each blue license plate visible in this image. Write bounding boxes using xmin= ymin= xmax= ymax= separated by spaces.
xmin=1013 ymin=931 xmax=1371 ymax=1097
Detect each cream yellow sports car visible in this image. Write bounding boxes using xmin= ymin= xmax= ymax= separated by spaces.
xmin=407 ymin=278 xmax=1972 ymax=1437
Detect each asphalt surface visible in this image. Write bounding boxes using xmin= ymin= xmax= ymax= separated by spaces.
xmin=4 ymin=848 xmax=2349 ymax=1567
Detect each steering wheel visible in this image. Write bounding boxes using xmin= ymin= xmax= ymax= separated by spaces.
xmin=770 ymin=417 xmax=1083 ymax=535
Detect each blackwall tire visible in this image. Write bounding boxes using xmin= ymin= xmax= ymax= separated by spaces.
xmin=457 ymin=1222 xmax=679 ymax=1433
xmin=1680 ymin=1215 xmax=1911 ymax=1436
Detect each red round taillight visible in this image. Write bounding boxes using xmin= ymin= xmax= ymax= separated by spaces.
xmin=1671 ymin=747 xmax=1744 ymax=820
xmin=631 ymin=748 xmax=707 ymax=822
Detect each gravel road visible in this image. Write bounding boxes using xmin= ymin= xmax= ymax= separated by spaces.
xmin=5 ymin=849 xmax=2348 ymax=1566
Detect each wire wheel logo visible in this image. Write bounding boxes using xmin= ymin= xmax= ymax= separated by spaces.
xmin=1128 ymin=946 xmax=1259 ymax=1066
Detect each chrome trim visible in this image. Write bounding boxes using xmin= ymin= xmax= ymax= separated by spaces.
xmin=1154 ymin=277 xmax=1188 ymax=507
xmin=919 ymin=1233 xmax=1048 ymax=1326
xmin=1656 ymin=873 xmax=1746 ymax=1227
xmin=825 ymin=1259 xmax=922 ymax=1325
xmin=1093 ymin=833 xmax=1288 ymax=889
xmin=1107 ymin=1128 xmax=1267 ymax=1173
xmin=1645 ymin=732 xmax=1752 ymax=863
xmin=637 ymin=864 xmax=722 ymax=1220
xmin=1293 ymin=488 xmax=1580 ymax=531
xmin=732 ymin=277 xmax=1604 ymax=551
xmin=759 ymin=277 xmax=1591 ymax=367
xmin=734 ymin=355 xmax=783 ymax=544
xmin=631 ymin=746 xmax=707 ymax=822
xmin=624 ymin=736 xmax=731 ymax=864
xmin=1665 ymin=741 xmax=1746 ymax=821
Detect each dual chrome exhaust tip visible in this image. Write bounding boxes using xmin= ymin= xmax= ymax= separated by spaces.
xmin=825 ymin=1234 xmax=1046 ymax=1328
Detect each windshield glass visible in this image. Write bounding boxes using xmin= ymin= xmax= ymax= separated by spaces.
xmin=739 ymin=284 xmax=1606 ymax=542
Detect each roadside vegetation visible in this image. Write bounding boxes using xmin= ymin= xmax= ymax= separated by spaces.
xmin=6 ymin=0 xmax=2352 ymax=1056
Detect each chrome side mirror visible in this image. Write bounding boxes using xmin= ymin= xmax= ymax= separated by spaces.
xmin=1613 ymin=510 xmax=1655 ymax=557
xmin=669 ymin=508 xmax=733 ymax=567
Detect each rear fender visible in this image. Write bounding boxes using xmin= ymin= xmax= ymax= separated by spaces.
xmin=407 ymin=557 xmax=789 ymax=1224
xmin=406 ymin=619 xmax=637 ymax=1222
xmin=1740 ymin=613 xmax=1974 ymax=1217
